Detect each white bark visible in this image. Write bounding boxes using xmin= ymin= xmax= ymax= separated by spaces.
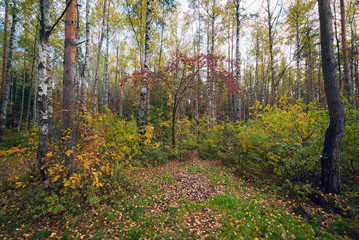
xmin=37 ymin=0 xmax=51 ymax=187
xmin=138 ymin=0 xmax=153 ymax=130
xmin=93 ymin=0 xmax=107 ymax=110
xmin=103 ymin=2 xmax=110 ymax=107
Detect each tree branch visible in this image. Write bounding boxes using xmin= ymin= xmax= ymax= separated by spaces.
xmin=49 ymin=0 xmax=73 ymax=33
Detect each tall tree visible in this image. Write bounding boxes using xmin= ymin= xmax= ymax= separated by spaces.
xmin=1 ymin=0 xmax=9 ymax=98
xmin=79 ymin=0 xmax=90 ymax=109
xmin=63 ymin=0 xmax=77 ymax=168
xmin=93 ymin=0 xmax=107 ymax=111
xmin=339 ymin=0 xmax=352 ymax=100
xmin=333 ymin=0 xmax=342 ymax=90
xmin=266 ymin=0 xmax=280 ymax=106
xmin=37 ymin=0 xmax=52 ymax=187
xmin=18 ymin=55 xmax=26 ymax=133
xmin=138 ymin=0 xmax=153 ymax=131
xmin=235 ymin=0 xmax=241 ymax=122
xmin=0 ymin=0 xmax=17 ymax=141
xmin=318 ymin=0 xmax=345 ymax=194
xmin=103 ymin=1 xmax=110 ymax=107
xmin=36 ymin=0 xmax=74 ymax=186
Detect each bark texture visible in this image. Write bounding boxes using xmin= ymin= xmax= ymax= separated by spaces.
xmin=37 ymin=0 xmax=52 ymax=187
xmin=235 ymin=0 xmax=241 ymax=122
xmin=18 ymin=56 xmax=26 ymax=133
xmin=318 ymin=0 xmax=345 ymax=194
xmin=81 ymin=0 xmax=90 ymax=109
xmin=1 ymin=0 xmax=9 ymax=99
xmin=103 ymin=2 xmax=110 ymax=107
xmin=0 ymin=0 xmax=17 ymax=141
xmin=339 ymin=0 xmax=352 ymax=101
xmin=63 ymin=0 xmax=77 ymax=167
xmin=138 ymin=0 xmax=153 ymax=131
xmin=93 ymin=0 xmax=107 ymax=111
xmin=267 ymin=0 xmax=276 ymax=106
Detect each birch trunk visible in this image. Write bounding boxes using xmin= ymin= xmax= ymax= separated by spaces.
xmin=47 ymin=54 xmax=56 ymax=142
xmin=0 ymin=0 xmax=17 ymax=140
xmin=37 ymin=0 xmax=51 ymax=187
xmin=81 ymin=0 xmax=90 ymax=108
xmin=103 ymin=2 xmax=110 ymax=107
xmin=318 ymin=0 xmax=345 ymax=194
xmin=138 ymin=0 xmax=153 ymax=131
xmin=93 ymin=0 xmax=107 ymax=111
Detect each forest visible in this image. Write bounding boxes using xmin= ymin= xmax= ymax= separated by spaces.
xmin=0 ymin=0 xmax=358 ymax=238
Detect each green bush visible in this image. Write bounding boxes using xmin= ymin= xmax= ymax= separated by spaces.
xmin=197 ymin=97 xmax=359 ymax=192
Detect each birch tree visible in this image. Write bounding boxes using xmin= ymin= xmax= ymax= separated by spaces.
xmin=37 ymin=0 xmax=73 ymax=187
xmin=138 ymin=0 xmax=153 ymax=131
xmin=93 ymin=0 xmax=107 ymax=111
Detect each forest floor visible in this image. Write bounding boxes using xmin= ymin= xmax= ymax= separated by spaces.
xmin=1 ymin=151 xmax=357 ymax=239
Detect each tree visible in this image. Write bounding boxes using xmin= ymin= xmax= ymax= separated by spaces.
xmin=340 ymin=0 xmax=352 ymax=100
xmin=63 ymin=0 xmax=77 ymax=168
xmin=37 ymin=0 xmax=73 ymax=187
xmin=235 ymin=0 xmax=241 ymax=122
xmin=82 ymin=0 xmax=90 ymax=107
xmin=0 ymin=0 xmax=17 ymax=141
xmin=1 ymin=0 xmax=9 ymax=99
xmin=138 ymin=0 xmax=153 ymax=132
xmin=318 ymin=0 xmax=345 ymax=194
xmin=103 ymin=0 xmax=110 ymax=107
xmin=93 ymin=0 xmax=107 ymax=111
xmin=37 ymin=0 xmax=52 ymax=187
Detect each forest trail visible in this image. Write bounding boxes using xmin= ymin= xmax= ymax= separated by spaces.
xmin=0 ymin=151 xmax=346 ymax=239
xmin=115 ymin=151 xmax=327 ymax=239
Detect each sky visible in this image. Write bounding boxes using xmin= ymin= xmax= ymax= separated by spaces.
xmin=178 ymin=0 xmax=278 ymax=15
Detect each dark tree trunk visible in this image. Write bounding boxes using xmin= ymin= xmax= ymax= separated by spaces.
xmin=318 ymin=0 xmax=345 ymax=194
xmin=171 ymin=103 xmax=177 ymax=148
xmin=235 ymin=0 xmax=241 ymax=122
xmin=1 ymin=0 xmax=9 ymax=100
xmin=26 ymin=32 xmax=38 ymax=129
xmin=18 ymin=55 xmax=26 ymax=132
xmin=0 ymin=0 xmax=17 ymax=141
